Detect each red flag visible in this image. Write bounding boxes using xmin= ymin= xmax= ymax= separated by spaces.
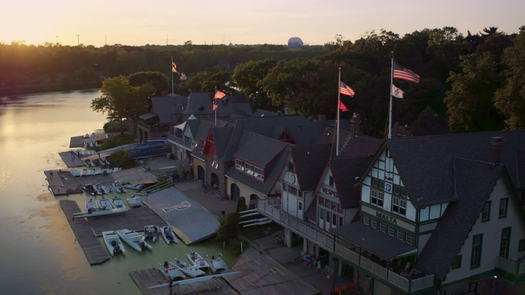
xmin=338 ymin=100 xmax=349 ymax=112
xmin=339 ymin=82 xmax=355 ymax=96
xmin=212 ymin=102 xmax=218 ymax=111
xmin=214 ymin=90 xmax=226 ymax=99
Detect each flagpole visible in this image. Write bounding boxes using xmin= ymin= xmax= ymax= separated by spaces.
xmin=214 ymin=86 xmax=217 ymax=126
xmin=387 ymin=52 xmax=394 ymax=139
xmin=171 ymin=56 xmax=174 ymax=96
xmin=336 ymin=67 xmax=341 ymax=157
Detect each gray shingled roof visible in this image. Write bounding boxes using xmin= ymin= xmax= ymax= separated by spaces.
xmin=338 ymin=222 xmax=416 ymax=260
xmin=184 ymin=92 xmax=212 ymax=114
xmin=151 ymin=95 xmax=187 ymax=124
xmin=331 ymin=156 xmax=375 ymax=208
xmin=234 ymin=132 xmax=288 ymax=167
xmin=233 ymin=115 xmax=323 ymax=144
xmin=388 ymin=130 xmax=525 ymax=208
xmin=226 ymin=147 xmax=289 ymax=195
xmin=414 ymin=158 xmax=503 ymax=279
xmin=290 ymin=144 xmax=331 ymax=191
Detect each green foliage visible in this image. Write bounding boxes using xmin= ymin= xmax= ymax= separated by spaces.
xmin=93 ymin=134 xmax=135 ymax=151
xmin=444 ymin=52 xmax=504 ymax=132
xmin=107 ymin=150 xmax=135 ymax=169
xmin=128 ymin=71 xmax=169 ymax=96
xmin=0 ymin=43 xmax=326 ymax=96
xmin=182 ymin=71 xmax=235 ymax=93
xmin=495 ymin=31 xmax=525 ymax=129
xmin=91 ymin=75 xmax=155 ymax=122
xmin=215 ymin=213 xmax=240 ymax=243
xmin=233 ymin=59 xmax=277 ymax=110
xmin=103 ymin=120 xmax=128 ymax=133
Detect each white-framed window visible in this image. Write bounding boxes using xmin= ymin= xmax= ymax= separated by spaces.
xmin=392 ymin=196 xmax=407 ymax=216
xmin=370 ymin=189 xmax=384 ymax=207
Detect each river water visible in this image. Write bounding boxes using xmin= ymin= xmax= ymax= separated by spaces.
xmin=0 ymin=90 xmax=235 ymax=294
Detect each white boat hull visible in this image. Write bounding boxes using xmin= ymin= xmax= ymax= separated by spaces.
xmin=160 ymin=226 xmax=179 ymax=244
xmin=116 ymin=229 xmax=152 ymax=252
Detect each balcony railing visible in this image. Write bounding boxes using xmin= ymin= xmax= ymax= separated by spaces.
xmin=257 ymin=199 xmax=435 ymax=293
xmin=497 ymin=257 xmax=525 ymax=275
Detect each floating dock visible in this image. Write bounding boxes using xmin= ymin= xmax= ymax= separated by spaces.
xmin=59 ymin=151 xmax=86 ymax=168
xmin=59 ymin=200 xmax=110 ymax=265
xmin=45 ymin=170 xmax=83 ymax=196
xmin=129 ymin=268 xmax=238 ymax=295
xmin=44 ymin=168 xmax=158 ymax=196
xmin=60 ymin=200 xmax=166 ymax=265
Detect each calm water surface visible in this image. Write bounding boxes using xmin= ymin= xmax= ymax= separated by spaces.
xmin=0 ymin=90 xmax=235 ymax=294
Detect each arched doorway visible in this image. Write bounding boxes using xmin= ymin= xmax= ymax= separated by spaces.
xmin=230 ymin=183 xmax=240 ymax=201
xmin=197 ymin=166 xmax=205 ymax=182
xmin=249 ymin=194 xmax=258 ymax=209
xmin=210 ymin=173 xmax=219 ymax=189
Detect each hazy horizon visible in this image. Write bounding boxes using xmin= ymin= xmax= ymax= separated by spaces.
xmin=2 ymin=0 xmax=524 ymax=47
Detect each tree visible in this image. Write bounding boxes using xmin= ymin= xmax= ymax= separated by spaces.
xmin=233 ymin=59 xmax=277 ymax=109
xmin=128 ymin=71 xmax=169 ymax=96
xmin=183 ymin=71 xmax=235 ymax=93
xmin=215 ymin=213 xmax=239 ymax=243
xmin=444 ymin=52 xmax=504 ymax=132
xmin=91 ymin=75 xmax=155 ymax=130
xmin=107 ymin=150 xmax=135 ymax=169
xmin=494 ymin=31 xmax=525 ymax=129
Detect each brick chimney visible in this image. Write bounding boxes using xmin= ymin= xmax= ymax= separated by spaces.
xmin=490 ymin=136 xmax=504 ymax=165
xmin=350 ymin=113 xmax=361 ymax=138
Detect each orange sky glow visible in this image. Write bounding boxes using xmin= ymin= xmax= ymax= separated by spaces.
xmin=2 ymin=0 xmax=524 ymax=46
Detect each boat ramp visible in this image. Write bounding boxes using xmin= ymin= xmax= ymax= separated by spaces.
xmin=143 ymin=187 xmax=220 ymax=244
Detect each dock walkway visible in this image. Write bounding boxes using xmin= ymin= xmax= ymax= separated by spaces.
xmin=129 ymin=268 xmax=238 ymax=295
xmin=59 ymin=200 xmax=110 ymax=265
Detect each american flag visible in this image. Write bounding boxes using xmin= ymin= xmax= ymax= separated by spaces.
xmin=339 ymin=81 xmax=355 ymax=96
xmin=393 ymin=62 xmax=420 ymax=83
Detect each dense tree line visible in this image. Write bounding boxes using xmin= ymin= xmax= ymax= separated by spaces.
xmin=0 ymin=43 xmax=325 ymax=95
xmin=184 ymin=26 xmax=525 ymax=136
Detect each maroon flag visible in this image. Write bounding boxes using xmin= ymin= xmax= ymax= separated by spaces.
xmin=393 ymin=62 xmax=420 ymax=83
xmin=212 ymin=101 xmax=218 ymax=111
xmin=339 ymin=82 xmax=355 ymax=96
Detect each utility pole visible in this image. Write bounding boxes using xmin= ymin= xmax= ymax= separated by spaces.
xmin=104 ymin=35 xmax=107 ymax=46
xmin=76 ymin=34 xmax=80 ymax=46
xmin=166 ymin=34 xmax=169 ymax=46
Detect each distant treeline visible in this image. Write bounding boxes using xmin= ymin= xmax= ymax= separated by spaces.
xmin=219 ymin=26 xmax=525 ymax=136
xmin=0 ymin=43 xmax=326 ymax=96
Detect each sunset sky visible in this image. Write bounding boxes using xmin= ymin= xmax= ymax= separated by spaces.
xmin=2 ymin=0 xmax=524 ymax=46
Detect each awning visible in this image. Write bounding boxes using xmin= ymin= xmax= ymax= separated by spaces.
xmin=338 ymin=222 xmax=416 ymax=260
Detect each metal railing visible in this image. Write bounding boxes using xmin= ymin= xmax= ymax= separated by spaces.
xmin=257 ymin=199 xmax=435 ymax=293
xmin=497 ymin=257 xmax=525 ymax=275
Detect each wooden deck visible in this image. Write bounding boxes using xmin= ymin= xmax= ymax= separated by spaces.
xmin=69 ymin=135 xmax=85 ymax=148
xmin=45 ymin=170 xmax=83 ymax=196
xmin=129 ymin=268 xmax=238 ymax=295
xmin=59 ymin=200 xmax=110 ymax=265
xmin=59 ymin=151 xmax=86 ymax=168
xmin=224 ymin=248 xmax=319 ymax=295
xmin=87 ymin=205 xmax=167 ymax=237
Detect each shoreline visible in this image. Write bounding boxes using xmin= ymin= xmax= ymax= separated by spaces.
xmin=0 ymin=84 xmax=100 ymax=98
